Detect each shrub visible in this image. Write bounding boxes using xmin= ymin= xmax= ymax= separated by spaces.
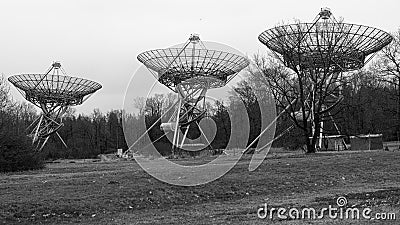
xmin=0 ymin=133 xmax=45 ymax=172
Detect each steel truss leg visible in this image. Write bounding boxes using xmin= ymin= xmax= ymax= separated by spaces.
xmin=125 ymin=82 xmax=210 ymax=157
xmin=171 ymin=83 xmax=208 ymax=153
xmin=28 ymin=104 xmax=68 ymax=151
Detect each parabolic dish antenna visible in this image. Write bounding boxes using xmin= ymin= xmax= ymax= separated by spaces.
xmin=129 ymin=34 xmax=249 ymax=156
xmin=8 ymin=62 xmax=102 ymax=151
xmin=257 ymin=8 xmax=392 ymax=150
xmin=258 ymin=7 xmax=393 ymax=72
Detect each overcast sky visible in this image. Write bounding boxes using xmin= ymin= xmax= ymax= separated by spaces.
xmin=0 ymin=0 xmax=399 ymax=114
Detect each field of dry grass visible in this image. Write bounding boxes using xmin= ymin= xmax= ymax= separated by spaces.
xmin=1 ymin=150 xmax=400 ymax=224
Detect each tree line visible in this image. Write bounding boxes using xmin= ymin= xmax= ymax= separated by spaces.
xmin=0 ymin=66 xmax=399 ymax=159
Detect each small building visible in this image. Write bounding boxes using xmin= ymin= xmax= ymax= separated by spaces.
xmin=312 ymin=135 xmax=347 ymax=151
xmin=321 ymin=135 xmax=347 ymax=151
xmin=350 ymin=134 xmax=383 ymax=151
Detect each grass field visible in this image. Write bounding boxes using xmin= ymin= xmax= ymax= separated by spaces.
xmin=1 ymin=150 xmax=400 ymax=224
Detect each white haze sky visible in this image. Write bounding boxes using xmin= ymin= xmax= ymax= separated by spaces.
xmin=0 ymin=0 xmax=399 ymax=114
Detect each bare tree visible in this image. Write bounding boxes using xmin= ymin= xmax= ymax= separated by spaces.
xmin=133 ymin=96 xmax=146 ymax=116
xmin=250 ymin=52 xmax=345 ymax=153
xmin=0 ymin=73 xmax=11 ymax=111
xmin=0 ymin=74 xmax=12 ymax=131
xmin=371 ymin=28 xmax=400 ymax=140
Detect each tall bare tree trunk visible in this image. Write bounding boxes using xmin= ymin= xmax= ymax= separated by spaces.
xmin=397 ymin=77 xmax=400 ymax=142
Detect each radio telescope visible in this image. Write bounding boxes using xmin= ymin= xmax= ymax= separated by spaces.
xmin=258 ymin=8 xmax=392 ymax=150
xmin=133 ymin=34 xmax=249 ymax=156
xmin=8 ymin=62 xmax=102 ymax=151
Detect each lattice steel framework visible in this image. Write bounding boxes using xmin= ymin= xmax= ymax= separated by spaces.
xmin=258 ymin=8 xmax=393 ymax=149
xmin=8 ymin=62 xmax=102 ymax=151
xmin=134 ymin=34 xmax=249 ymax=155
